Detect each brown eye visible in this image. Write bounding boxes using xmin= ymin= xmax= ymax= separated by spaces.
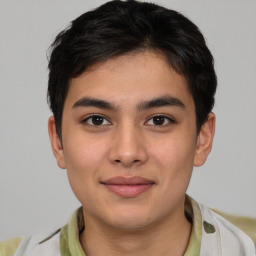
xmin=91 ymin=116 xmax=104 ymax=125
xmin=146 ymin=115 xmax=174 ymax=126
xmin=84 ymin=115 xmax=111 ymax=126
xmin=152 ymin=116 xmax=165 ymax=125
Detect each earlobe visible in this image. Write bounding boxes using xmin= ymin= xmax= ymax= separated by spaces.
xmin=194 ymin=113 xmax=215 ymax=167
xmin=48 ymin=116 xmax=66 ymax=169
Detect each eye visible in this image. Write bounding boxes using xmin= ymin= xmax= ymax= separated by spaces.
xmin=146 ymin=115 xmax=174 ymax=126
xmin=83 ymin=115 xmax=111 ymax=126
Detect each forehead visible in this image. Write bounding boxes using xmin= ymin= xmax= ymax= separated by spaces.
xmin=65 ymin=51 xmax=194 ymax=111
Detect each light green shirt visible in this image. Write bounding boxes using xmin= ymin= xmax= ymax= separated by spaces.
xmin=59 ymin=196 xmax=202 ymax=255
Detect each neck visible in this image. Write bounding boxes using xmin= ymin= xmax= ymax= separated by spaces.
xmin=80 ymin=205 xmax=192 ymax=256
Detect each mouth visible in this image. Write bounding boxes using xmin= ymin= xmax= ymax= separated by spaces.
xmin=101 ymin=176 xmax=155 ymax=198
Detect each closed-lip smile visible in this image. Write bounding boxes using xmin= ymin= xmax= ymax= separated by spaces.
xmin=101 ymin=176 xmax=155 ymax=197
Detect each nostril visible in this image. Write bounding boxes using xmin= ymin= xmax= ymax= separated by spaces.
xmin=113 ymin=159 xmax=140 ymax=166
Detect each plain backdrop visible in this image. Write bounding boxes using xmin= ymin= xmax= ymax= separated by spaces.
xmin=0 ymin=0 xmax=255 ymax=240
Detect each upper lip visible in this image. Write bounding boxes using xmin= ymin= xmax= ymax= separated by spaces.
xmin=101 ymin=176 xmax=155 ymax=185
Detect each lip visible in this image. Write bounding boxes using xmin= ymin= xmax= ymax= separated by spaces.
xmin=101 ymin=176 xmax=155 ymax=198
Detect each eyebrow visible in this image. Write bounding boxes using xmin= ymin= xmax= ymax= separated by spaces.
xmin=136 ymin=95 xmax=185 ymax=111
xmin=72 ymin=95 xmax=185 ymax=111
xmin=72 ymin=97 xmax=118 ymax=111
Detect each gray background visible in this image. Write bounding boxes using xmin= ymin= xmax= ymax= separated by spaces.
xmin=0 ymin=0 xmax=255 ymax=240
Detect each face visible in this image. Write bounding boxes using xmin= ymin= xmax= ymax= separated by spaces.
xmin=49 ymin=51 xmax=215 ymax=230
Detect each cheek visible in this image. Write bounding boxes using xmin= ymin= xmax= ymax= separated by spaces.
xmin=150 ymin=132 xmax=196 ymax=179
xmin=62 ymin=136 xmax=108 ymax=200
xmin=63 ymin=134 xmax=107 ymax=170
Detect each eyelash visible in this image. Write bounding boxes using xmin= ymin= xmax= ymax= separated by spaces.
xmin=82 ymin=115 xmax=111 ymax=126
xmin=81 ymin=114 xmax=175 ymax=127
xmin=145 ymin=115 xmax=175 ymax=126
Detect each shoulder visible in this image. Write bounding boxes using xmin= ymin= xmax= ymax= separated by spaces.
xmin=0 ymin=229 xmax=61 ymax=256
xmin=21 ymin=230 xmax=61 ymax=256
xmin=213 ymin=208 xmax=256 ymax=246
xmin=196 ymin=201 xmax=256 ymax=255
xmin=0 ymin=237 xmax=22 ymax=256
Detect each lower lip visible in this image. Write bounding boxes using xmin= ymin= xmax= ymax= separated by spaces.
xmin=103 ymin=184 xmax=154 ymax=197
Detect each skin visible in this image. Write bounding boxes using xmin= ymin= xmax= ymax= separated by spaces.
xmin=49 ymin=51 xmax=215 ymax=256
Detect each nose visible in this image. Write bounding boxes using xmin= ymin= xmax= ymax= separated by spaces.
xmin=108 ymin=123 xmax=148 ymax=167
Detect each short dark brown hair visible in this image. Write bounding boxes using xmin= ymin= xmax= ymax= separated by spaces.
xmin=48 ymin=0 xmax=217 ymax=137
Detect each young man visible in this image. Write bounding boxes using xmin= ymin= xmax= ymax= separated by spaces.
xmin=1 ymin=0 xmax=255 ymax=255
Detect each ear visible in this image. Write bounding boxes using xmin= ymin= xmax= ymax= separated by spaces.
xmin=194 ymin=113 xmax=215 ymax=167
xmin=48 ymin=116 xmax=66 ymax=169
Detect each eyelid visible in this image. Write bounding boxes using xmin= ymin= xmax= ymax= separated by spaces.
xmin=145 ymin=114 xmax=176 ymax=126
xmin=80 ymin=113 xmax=175 ymax=127
xmin=82 ymin=114 xmax=112 ymax=126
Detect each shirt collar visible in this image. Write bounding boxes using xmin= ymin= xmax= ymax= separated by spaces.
xmin=60 ymin=195 xmax=202 ymax=256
